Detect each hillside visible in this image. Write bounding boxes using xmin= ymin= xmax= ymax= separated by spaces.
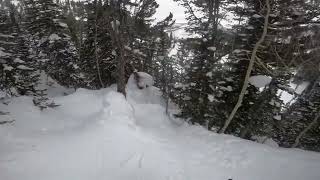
xmin=1 ymin=77 xmax=320 ymax=180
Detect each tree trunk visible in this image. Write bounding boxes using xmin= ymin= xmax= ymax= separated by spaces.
xmin=117 ymin=39 xmax=127 ymax=97
xmin=165 ymin=65 xmax=173 ymax=115
xmin=219 ymin=0 xmax=271 ymax=134
xmin=113 ymin=0 xmax=127 ymax=97
xmin=94 ymin=0 xmax=104 ymax=88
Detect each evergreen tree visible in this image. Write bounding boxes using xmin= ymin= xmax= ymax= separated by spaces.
xmin=173 ymin=0 xmax=233 ymax=128
xmin=0 ymin=3 xmax=39 ymax=96
xmin=80 ymin=0 xmax=116 ymax=88
xmin=23 ymin=0 xmax=82 ymax=88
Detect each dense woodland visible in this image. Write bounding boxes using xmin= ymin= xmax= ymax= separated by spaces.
xmin=0 ymin=0 xmax=320 ymax=152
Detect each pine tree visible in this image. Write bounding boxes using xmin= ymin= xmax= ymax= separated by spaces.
xmin=23 ymin=0 xmax=82 ymax=88
xmin=173 ymin=0 xmax=233 ymax=128
xmin=80 ymin=0 xmax=116 ymax=89
xmin=0 ymin=3 xmax=39 ymax=96
xmin=220 ymin=0 xmax=320 ymax=142
xmin=217 ymin=0 xmax=276 ymax=135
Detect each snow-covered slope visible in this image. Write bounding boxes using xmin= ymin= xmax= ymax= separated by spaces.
xmin=1 ymin=78 xmax=320 ymax=180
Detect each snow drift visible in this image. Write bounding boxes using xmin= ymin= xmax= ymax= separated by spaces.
xmin=1 ymin=73 xmax=320 ymax=180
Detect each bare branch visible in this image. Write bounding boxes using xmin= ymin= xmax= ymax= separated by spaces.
xmin=219 ymin=0 xmax=271 ymax=134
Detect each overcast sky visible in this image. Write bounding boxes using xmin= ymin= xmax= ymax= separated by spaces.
xmin=154 ymin=0 xmax=188 ymax=37
xmin=155 ymin=0 xmax=186 ymax=24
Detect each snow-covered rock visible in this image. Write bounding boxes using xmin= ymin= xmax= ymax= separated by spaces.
xmin=127 ymin=72 xmax=154 ymax=90
xmin=126 ymin=72 xmax=164 ymax=105
xmin=249 ymin=75 xmax=272 ymax=88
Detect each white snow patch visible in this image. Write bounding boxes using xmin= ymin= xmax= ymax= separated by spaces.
xmin=220 ymin=86 xmax=233 ymax=92
xmin=49 ymin=34 xmax=61 ymax=42
xmin=207 ymin=46 xmax=216 ymax=52
xmin=59 ymin=22 xmax=68 ymax=28
xmin=249 ymin=75 xmax=272 ymax=88
xmin=246 ymin=26 xmax=254 ymax=30
xmin=190 ymin=82 xmax=196 ymax=86
xmin=252 ymin=136 xmax=279 ymax=148
xmin=208 ymin=94 xmax=216 ymax=102
xmin=273 ymin=115 xmax=282 ymax=121
xmin=135 ymin=72 xmax=154 ymax=89
xmin=17 ymin=65 xmax=33 ymax=70
xmin=206 ymin=71 xmax=213 ymax=77
xmin=252 ymin=14 xmax=262 ymax=18
xmin=14 ymin=58 xmax=25 ymax=63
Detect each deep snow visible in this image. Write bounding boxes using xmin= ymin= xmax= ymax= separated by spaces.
xmin=1 ymin=77 xmax=320 ymax=180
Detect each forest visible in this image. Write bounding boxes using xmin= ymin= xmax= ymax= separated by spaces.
xmin=1 ymin=0 xmax=320 ymax=156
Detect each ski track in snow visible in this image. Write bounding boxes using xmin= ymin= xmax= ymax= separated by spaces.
xmin=1 ymin=85 xmax=320 ymax=180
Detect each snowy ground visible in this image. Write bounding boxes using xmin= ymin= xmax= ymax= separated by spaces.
xmin=1 ymin=79 xmax=320 ymax=180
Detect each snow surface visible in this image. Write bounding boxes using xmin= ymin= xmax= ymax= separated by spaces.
xmin=251 ymin=136 xmax=279 ymax=148
xmin=127 ymin=72 xmax=154 ymax=90
xmin=249 ymin=75 xmax=272 ymax=88
xmin=36 ymin=72 xmax=75 ymax=97
xmin=1 ymin=77 xmax=320 ymax=180
xmin=280 ymin=81 xmax=309 ymax=104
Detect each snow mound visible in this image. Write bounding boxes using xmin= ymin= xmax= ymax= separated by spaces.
xmin=127 ymin=72 xmax=154 ymax=90
xmin=101 ymin=91 xmax=134 ymax=120
xmin=249 ymin=75 xmax=272 ymax=88
xmin=252 ymin=136 xmax=279 ymax=148
xmin=127 ymin=72 xmax=164 ymax=105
